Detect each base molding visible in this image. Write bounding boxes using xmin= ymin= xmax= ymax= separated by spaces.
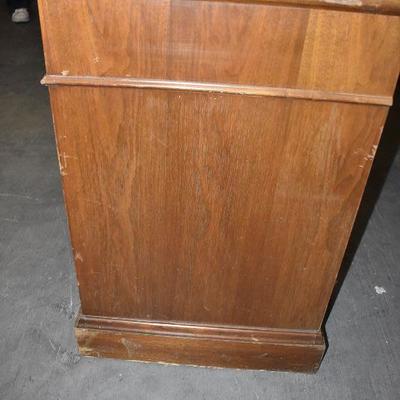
xmin=75 ymin=314 xmax=325 ymax=372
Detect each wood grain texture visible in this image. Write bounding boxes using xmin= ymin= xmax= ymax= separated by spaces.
xmin=38 ymin=0 xmax=400 ymax=96
xmin=75 ymin=314 xmax=325 ymax=372
xmin=41 ymin=75 xmax=393 ymax=106
xmin=48 ymin=86 xmax=388 ymax=330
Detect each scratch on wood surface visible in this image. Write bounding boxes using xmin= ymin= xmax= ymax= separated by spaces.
xmin=365 ymin=144 xmax=378 ymax=161
xmin=75 ymin=252 xmax=84 ymax=262
xmin=57 ymin=152 xmax=67 ymax=176
xmin=120 ymin=338 xmax=142 ymax=357
xmin=79 ymin=347 xmax=101 ymax=357
xmin=58 ymin=152 xmax=78 ymax=176
xmin=359 ymin=144 xmax=378 ymax=168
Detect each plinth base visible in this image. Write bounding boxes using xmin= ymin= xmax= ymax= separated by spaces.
xmin=75 ymin=314 xmax=325 ymax=373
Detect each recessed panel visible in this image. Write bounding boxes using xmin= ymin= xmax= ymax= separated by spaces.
xmin=49 ymin=86 xmax=386 ymax=329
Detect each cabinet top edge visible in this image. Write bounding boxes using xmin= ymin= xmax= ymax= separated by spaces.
xmin=36 ymin=0 xmax=400 ymax=16
xmin=199 ymin=0 xmax=400 ymax=15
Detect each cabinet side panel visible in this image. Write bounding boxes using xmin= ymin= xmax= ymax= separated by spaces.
xmin=49 ymin=86 xmax=387 ymax=329
xmin=38 ymin=0 xmax=400 ymax=96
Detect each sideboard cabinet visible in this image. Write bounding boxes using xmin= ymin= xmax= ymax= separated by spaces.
xmin=38 ymin=0 xmax=400 ymax=372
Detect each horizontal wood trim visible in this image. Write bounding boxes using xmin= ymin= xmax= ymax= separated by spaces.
xmin=41 ymin=75 xmax=392 ymax=106
xmin=76 ymin=314 xmax=326 ymax=372
xmin=77 ymin=314 xmax=324 ymax=345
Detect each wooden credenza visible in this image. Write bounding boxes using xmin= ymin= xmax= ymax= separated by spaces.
xmin=38 ymin=0 xmax=400 ymax=372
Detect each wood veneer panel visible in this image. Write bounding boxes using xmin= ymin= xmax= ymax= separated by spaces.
xmin=49 ymin=86 xmax=387 ymax=330
xmin=38 ymin=0 xmax=400 ymax=96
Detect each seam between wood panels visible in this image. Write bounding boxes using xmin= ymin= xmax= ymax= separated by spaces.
xmin=41 ymin=75 xmax=393 ymax=106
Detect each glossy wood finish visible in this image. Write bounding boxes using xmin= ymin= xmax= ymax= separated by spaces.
xmin=38 ymin=0 xmax=400 ymax=372
xmin=39 ymin=0 xmax=400 ymax=96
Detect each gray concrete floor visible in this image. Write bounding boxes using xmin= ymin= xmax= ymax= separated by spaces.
xmin=1 ymin=4 xmax=399 ymax=400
